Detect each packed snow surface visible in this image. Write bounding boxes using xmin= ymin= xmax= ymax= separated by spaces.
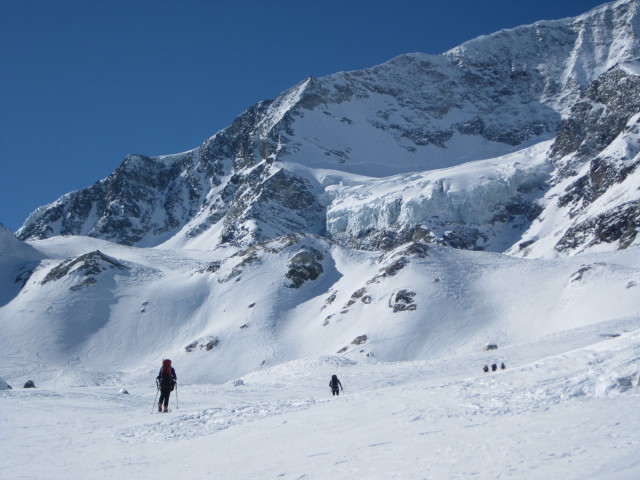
xmin=2 ymin=320 xmax=640 ymax=479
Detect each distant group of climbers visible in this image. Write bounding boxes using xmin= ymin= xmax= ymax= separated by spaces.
xmin=483 ymin=363 xmax=506 ymax=372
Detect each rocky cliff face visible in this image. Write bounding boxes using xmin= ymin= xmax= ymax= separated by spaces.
xmin=512 ymin=61 xmax=640 ymax=257
xmin=17 ymin=150 xmax=220 ymax=246
xmin=16 ymin=0 xmax=640 ymax=257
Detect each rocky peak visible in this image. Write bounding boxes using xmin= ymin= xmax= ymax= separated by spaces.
xmin=15 ymin=0 xmax=640 ymax=257
xmin=512 ymin=63 xmax=640 ymax=257
xmin=551 ymin=64 xmax=640 ymax=172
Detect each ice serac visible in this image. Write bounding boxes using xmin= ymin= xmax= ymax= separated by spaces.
xmin=16 ymin=0 xmax=640 ymax=256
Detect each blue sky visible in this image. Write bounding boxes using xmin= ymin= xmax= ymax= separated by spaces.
xmin=1 ymin=0 xmax=605 ymax=232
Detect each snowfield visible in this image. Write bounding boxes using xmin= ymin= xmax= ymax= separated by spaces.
xmin=2 ymin=318 xmax=640 ymax=479
xmin=1 ymin=228 xmax=639 ymax=479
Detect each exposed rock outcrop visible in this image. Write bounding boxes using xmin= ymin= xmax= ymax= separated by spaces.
xmin=286 ymin=248 xmax=324 ymax=288
xmin=41 ymin=250 xmax=128 ymax=290
xmin=389 ymin=290 xmax=417 ymax=312
xmin=185 ymin=336 xmax=220 ymax=352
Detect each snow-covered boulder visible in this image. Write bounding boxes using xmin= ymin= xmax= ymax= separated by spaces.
xmin=388 ymin=289 xmax=417 ymax=312
xmin=0 ymin=376 xmax=12 ymax=390
xmin=185 ymin=336 xmax=220 ymax=352
xmin=285 ymin=248 xmax=324 ymax=288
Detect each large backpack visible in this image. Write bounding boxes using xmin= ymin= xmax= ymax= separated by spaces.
xmin=330 ymin=375 xmax=339 ymax=389
xmin=158 ymin=359 xmax=175 ymax=390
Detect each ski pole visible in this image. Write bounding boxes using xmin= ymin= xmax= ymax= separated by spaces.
xmin=175 ymin=382 xmax=179 ymax=410
xmin=151 ymin=385 xmax=160 ymax=414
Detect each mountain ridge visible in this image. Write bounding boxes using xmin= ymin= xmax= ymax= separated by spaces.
xmin=15 ymin=0 xmax=640 ymax=255
xmin=2 ymin=0 xmax=640 ymax=388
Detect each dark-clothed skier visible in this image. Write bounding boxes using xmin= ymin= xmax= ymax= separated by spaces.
xmin=156 ymin=359 xmax=177 ymax=412
xmin=329 ymin=374 xmax=343 ymax=396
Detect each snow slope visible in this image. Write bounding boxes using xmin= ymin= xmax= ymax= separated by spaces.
xmin=0 ymin=223 xmax=44 ymax=307
xmin=2 ymin=318 xmax=639 ymax=479
xmin=2 ymin=231 xmax=639 ymax=385
xmin=4 ymin=207 xmax=639 ymax=479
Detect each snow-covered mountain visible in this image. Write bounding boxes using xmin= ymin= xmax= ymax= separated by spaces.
xmin=1 ymin=0 xmax=638 ymax=379
xmin=3 ymin=225 xmax=640 ymax=385
xmin=3 ymin=2 xmax=640 ymax=477
xmin=3 ymin=0 xmax=639 ymax=378
xmin=16 ymin=0 xmax=640 ymax=256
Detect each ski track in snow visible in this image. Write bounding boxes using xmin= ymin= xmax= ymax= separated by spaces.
xmin=120 ymin=396 xmax=326 ymax=443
